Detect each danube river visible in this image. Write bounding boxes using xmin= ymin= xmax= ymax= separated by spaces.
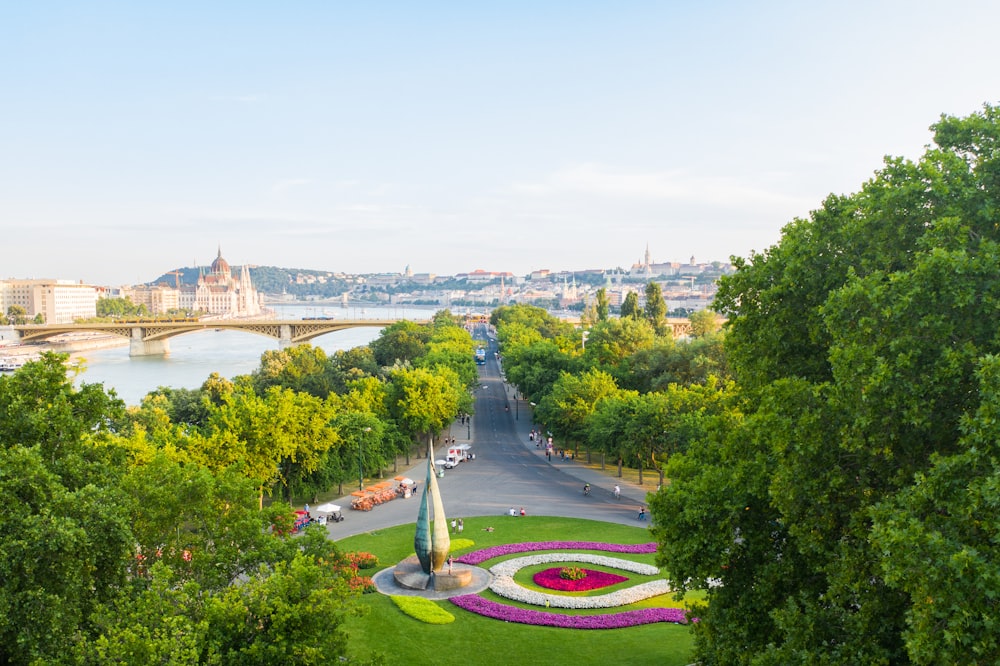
xmin=71 ymin=304 xmax=441 ymax=406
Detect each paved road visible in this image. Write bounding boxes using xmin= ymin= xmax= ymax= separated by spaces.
xmin=324 ymin=328 xmax=658 ymax=541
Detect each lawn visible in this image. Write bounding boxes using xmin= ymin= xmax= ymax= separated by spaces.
xmin=336 ymin=515 xmax=698 ymax=666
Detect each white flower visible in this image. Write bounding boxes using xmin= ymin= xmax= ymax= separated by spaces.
xmin=487 ymin=553 xmax=670 ymax=609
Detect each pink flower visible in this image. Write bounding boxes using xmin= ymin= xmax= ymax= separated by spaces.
xmin=534 ymin=567 xmax=628 ymax=592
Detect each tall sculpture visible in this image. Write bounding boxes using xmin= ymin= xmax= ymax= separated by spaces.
xmin=428 ymin=451 xmax=450 ymax=571
xmin=413 ymin=440 xmax=450 ymax=575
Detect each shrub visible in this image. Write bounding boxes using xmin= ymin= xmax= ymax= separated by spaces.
xmin=347 ymin=551 xmax=380 ymax=569
xmin=391 ymin=595 xmax=456 ymax=624
xmin=559 ymin=566 xmax=586 ymax=581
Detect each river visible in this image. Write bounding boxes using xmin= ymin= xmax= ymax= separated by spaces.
xmin=71 ymin=304 xmax=442 ymax=406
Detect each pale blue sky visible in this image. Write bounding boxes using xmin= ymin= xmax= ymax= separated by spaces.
xmin=2 ymin=2 xmax=998 ymax=285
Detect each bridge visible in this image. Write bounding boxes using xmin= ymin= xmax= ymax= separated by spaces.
xmin=13 ymin=315 xmax=694 ymax=357
xmin=13 ymin=319 xmax=421 ymax=357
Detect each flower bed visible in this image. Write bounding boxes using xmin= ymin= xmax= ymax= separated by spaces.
xmin=534 ymin=567 xmax=628 ymax=592
xmin=489 ymin=554 xmax=669 ymax=608
xmin=450 ymin=595 xmax=688 ymax=629
xmin=449 ymin=541 xmax=683 ymax=628
xmin=491 ymin=553 xmax=660 ymax=577
xmin=456 ymin=541 xmax=657 ymax=566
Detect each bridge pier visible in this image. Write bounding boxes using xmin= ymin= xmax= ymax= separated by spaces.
xmin=130 ymin=329 xmax=171 ymax=357
xmin=278 ymin=324 xmax=294 ymax=349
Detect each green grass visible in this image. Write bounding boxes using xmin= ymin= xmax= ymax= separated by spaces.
xmin=336 ymin=515 xmax=696 ymax=666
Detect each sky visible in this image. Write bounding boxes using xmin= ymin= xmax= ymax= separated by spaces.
xmin=2 ymin=1 xmax=999 ymax=286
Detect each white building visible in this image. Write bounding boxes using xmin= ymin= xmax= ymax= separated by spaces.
xmin=0 ymin=279 xmax=97 ymax=323
xmin=194 ymin=248 xmax=264 ymax=317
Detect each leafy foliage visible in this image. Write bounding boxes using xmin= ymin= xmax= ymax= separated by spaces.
xmin=654 ymin=104 xmax=1000 ymax=664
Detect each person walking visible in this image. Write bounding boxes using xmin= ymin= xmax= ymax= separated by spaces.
xmin=613 ymin=485 xmax=621 ymax=500
xmin=637 ymin=506 xmax=646 ymax=521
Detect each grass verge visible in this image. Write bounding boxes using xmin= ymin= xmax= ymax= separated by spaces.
xmin=336 ymin=515 xmax=695 ymax=666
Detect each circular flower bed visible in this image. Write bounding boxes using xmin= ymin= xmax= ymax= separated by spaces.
xmin=534 ymin=567 xmax=628 ymax=592
xmin=450 ymin=541 xmax=689 ymax=628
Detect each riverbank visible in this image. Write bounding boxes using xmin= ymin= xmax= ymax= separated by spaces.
xmin=1 ymin=332 xmax=129 ymax=362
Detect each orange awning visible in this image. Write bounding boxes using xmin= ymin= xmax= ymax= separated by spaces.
xmin=350 ymin=490 xmax=367 ymax=497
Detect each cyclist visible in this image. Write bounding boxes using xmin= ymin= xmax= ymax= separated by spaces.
xmin=583 ymin=483 xmax=591 ymax=496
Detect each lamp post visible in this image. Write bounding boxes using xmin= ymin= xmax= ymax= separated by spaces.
xmin=359 ymin=426 xmax=371 ymax=491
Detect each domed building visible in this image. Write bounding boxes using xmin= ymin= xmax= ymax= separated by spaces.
xmin=194 ymin=247 xmax=264 ymax=317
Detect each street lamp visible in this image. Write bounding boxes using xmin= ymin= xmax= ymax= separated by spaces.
xmin=359 ymin=426 xmax=371 ymax=491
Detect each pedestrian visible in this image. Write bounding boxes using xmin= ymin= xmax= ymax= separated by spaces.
xmin=638 ymin=507 xmax=646 ymax=521
xmin=520 ymin=507 xmax=525 ymax=517
xmin=614 ymin=484 xmax=621 ymax=500
xmin=304 ymin=503 xmax=310 ymax=515
xmin=451 ymin=519 xmax=457 ymax=533
xmin=447 ymin=555 xmax=453 ymax=574
xmin=457 ymin=518 xmax=464 ymax=533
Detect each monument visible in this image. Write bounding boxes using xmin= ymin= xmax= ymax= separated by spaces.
xmin=393 ymin=441 xmax=473 ymax=591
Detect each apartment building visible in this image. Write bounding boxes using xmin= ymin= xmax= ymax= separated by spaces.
xmin=0 ymin=279 xmax=97 ymax=323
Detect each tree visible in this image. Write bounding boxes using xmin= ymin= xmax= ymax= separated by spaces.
xmin=252 ymin=344 xmax=339 ymax=398
xmin=6 ymin=304 xmax=27 ymax=324
xmin=653 ymin=104 xmax=1000 ymax=664
xmin=0 ymin=446 xmax=134 ymax=665
xmin=581 ymin=316 xmax=657 ymax=371
xmin=869 ymin=356 xmax=1000 ymax=665
xmin=643 ymin=281 xmax=667 ymax=333
xmin=536 ymin=369 xmax=619 ymax=453
xmin=595 ymin=287 xmax=610 ymax=321
xmin=620 ymin=291 xmax=640 ymax=319
xmin=194 ymin=385 xmax=337 ymax=507
xmin=96 ymin=296 xmax=148 ymax=319
xmin=688 ymin=308 xmax=721 ymax=337
xmin=369 ymin=321 xmax=431 ymax=367
xmin=387 ymin=366 xmax=463 ymax=455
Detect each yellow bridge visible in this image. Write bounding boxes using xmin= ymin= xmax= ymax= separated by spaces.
xmin=13 ymin=319 xmax=421 ymax=356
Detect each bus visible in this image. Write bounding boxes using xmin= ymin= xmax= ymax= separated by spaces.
xmin=475 ymin=347 xmax=486 ymax=365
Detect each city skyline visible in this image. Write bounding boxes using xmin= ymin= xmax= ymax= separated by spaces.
xmin=2 ymin=3 xmax=999 ymax=285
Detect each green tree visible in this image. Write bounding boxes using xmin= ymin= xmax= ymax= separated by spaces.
xmin=688 ymin=308 xmax=720 ymax=337
xmin=582 ymin=316 xmax=657 ymax=371
xmin=595 ymin=287 xmax=610 ymax=321
xmin=536 ymin=369 xmax=619 ymax=453
xmin=6 ymin=304 xmax=27 ymax=324
xmin=620 ymin=291 xmax=640 ymax=319
xmin=252 ymin=344 xmax=339 ymax=398
xmin=96 ymin=296 xmax=149 ymax=319
xmin=643 ymin=281 xmax=667 ymax=333
xmin=369 ymin=321 xmax=431 ymax=367
xmin=387 ymin=366 xmax=463 ymax=455
xmin=654 ymin=104 xmax=1000 ymax=664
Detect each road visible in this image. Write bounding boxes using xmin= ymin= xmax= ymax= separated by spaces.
xmin=326 ymin=325 xmax=656 ymax=540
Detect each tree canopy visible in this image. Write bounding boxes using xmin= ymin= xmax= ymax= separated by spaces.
xmin=653 ymin=104 xmax=1000 ymax=664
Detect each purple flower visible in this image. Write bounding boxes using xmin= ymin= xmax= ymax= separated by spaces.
xmin=450 ymin=595 xmax=688 ymax=629
xmin=456 ymin=541 xmax=658 ymax=566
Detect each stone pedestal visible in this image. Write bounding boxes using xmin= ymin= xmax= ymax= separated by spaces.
xmin=392 ymin=555 xmax=473 ymax=591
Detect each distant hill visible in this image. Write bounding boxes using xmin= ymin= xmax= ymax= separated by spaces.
xmin=150 ymin=266 xmax=350 ymax=299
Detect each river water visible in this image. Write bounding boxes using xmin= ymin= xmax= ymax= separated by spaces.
xmin=72 ymin=304 xmax=442 ymax=406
